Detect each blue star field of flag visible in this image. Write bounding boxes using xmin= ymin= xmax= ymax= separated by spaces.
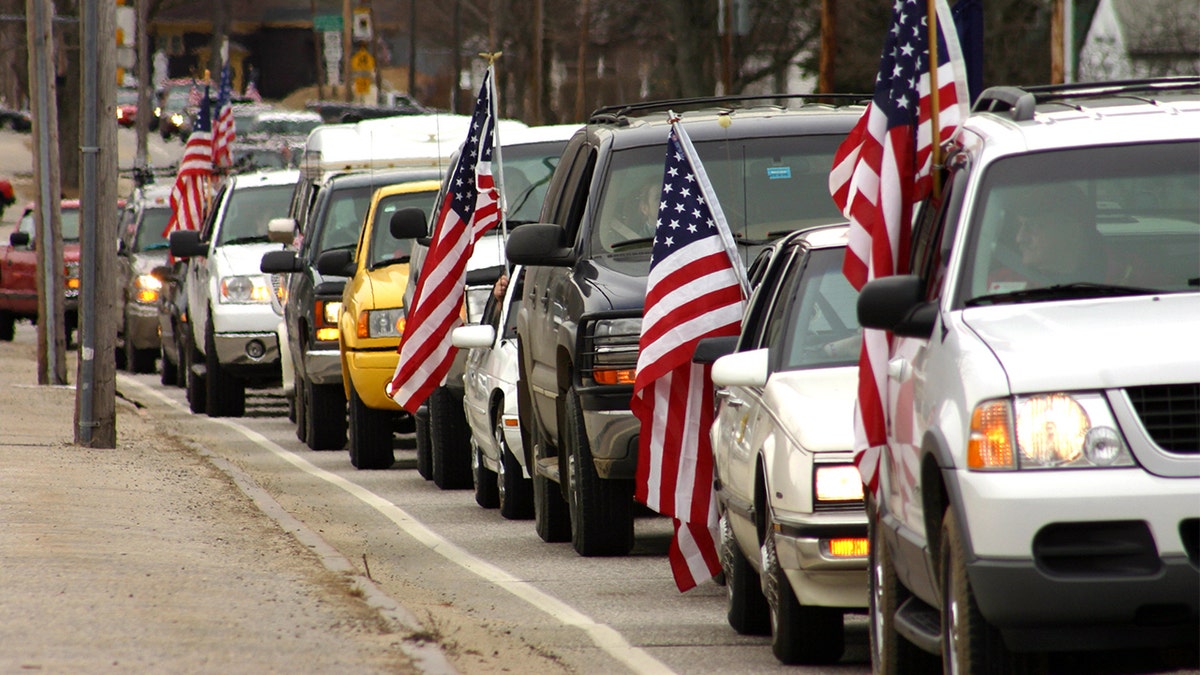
xmin=448 ymin=72 xmax=495 ymax=224
xmin=650 ymin=129 xmax=717 ymax=269
xmin=877 ymin=0 xmax=944 ymax=129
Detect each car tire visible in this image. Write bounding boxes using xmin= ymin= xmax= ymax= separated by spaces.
xmin=204 ymin=319 xmax=245 ymax=418
xmin=127 ymin=340 xmax=156 ymax=375
xmin=719 ymin=511 xmax=770 ymax=636
xmin=294 ymin=375 xmax=309 ymax=443
xmin=348 ymin=385 xmax=394 ymax=470
xmin=564 ymin=387 xmax=633 ymax=556
xmin=159 ymin=342 xmax=178 ymax=386
xmin=763 ymin=510 xmax=843 ymax=664
xmin=940 ymin=508 xmax=1036 ymax=674
xmin=869 ymin=502 xmax=938 ymax=674
xmin=496 ymin=410 xmax=533 ymax=520
xmin=530 ymin=419 xmax=571 ymax=543
xmin=472 ymin=440 xmax=499 ymax=508
xmin=305 ymin=380 xmax=346 ymax=450
xmin=185 ymin=333 xmax=206 ymax=415
xmin=0 ymin=311 xmax=15 ymax=341
xmin=414 ymin=404 xmax=432 ymax=480
xmin=430 ymin=386 xmax=473 ymax=489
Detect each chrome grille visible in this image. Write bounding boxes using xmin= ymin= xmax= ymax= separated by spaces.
xmin=1126 ymin=384 xmax=1200 ymax=454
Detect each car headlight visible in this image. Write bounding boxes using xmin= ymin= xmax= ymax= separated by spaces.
xmin=814 ymin=464 xmax=865 ymax=503
xmin=134 ymin=273 xmax=162 ymax=303
xmin=358 ymin=307 xmax=405 ymax=339
xmin=968 ymin=393 xmax=1134 ymax=470
xmin=314 ymin=300 xmax=341 ymax=342
xmin=583 ymin=317 xmax=642 ymax=385
xmin=219 ymin=275 xmax=272 ymax=304
xmin=169 ymin=112 xmax=183 ymax=126
xmin=64 ymin=262 xmax=81 ymax=291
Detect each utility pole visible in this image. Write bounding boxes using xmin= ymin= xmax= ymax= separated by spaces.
xmin=574 ymin=0 xmax=588 ymax=121
xmin=26 ymin=0 xmax=66 ymax=386
xmin=76 ymin=0 xmax=118 ymax=447
xmin=818 ymin=0 xmax=837 ymax=93
xmin=135 ymin=0 xmax=150 ymax=174
xmin=531 ymin=0 xmax=543 ymax=124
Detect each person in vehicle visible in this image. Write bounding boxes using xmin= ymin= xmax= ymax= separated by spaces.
xmin=987 ymin=184 xmax=1107 ymax=292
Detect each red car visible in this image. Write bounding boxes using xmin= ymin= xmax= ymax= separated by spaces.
xmin=116 ymin=88 xmax=139 ymax=128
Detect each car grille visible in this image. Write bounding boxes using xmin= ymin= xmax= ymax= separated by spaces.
xmin=1125 ymin=384 xmax=1200 ymax=454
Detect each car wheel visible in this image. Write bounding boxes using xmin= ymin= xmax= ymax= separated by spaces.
xmin=414 ymin=404 xmax=432 ymax=480
xmin=719 ymin=511 xmax=770 ymax=635
xmin=473 ymin=440 xmax=499 ymax=508
xmin=185 ymin=333 xmax=206 ymax=414
xmin=941 ymin=508 xmax=1035 ymax=675
xmin=159 ymin=342 xmax=178 ymax=386
xmin=564 ymin=386 xmax=633 ymax=556
xmin=496 ymin=410 xmax=533 ymax=520
xmin=869 ymin=502 xmax=938 ymax=674
xmin=0 ymin=311 xmax=15 ymax=341
xmin=430 ymin=386 xmax=473 ymax=489
xmin=762 ymin=509 xmax=843 ymax=664
xmin=204 ymin=319 xmax=245 ymax=417
xmin=529 ymin=416 xmax=570 ymax=543
xmin=347 ymin=385 xmax=394 ymax=470
xmin=305 ymin=379 xmax=346 ymax=451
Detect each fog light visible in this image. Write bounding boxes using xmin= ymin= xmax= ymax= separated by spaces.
xmin=825 ymin=538 xmax=869 ymax=558
xmin=315 ymin=327 xmax=339 ymax=342
xmin=246 ymin=339 xmax=266 ymax=359
xmin=1083 ymin=427 xmax=1127 ymax=466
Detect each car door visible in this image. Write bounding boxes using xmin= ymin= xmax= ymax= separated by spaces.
xmin=187 ymin=182 xmax=229 ymax=346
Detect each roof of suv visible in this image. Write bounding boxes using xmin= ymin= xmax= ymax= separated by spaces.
xmin=322 ymin=166 xmax=445 ymax=191
xmin=961 ymin=77 xmax=1200 ymax=154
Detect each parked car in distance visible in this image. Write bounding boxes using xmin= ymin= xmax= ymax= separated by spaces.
xmin=237 ymin=109 xmax=323 ymax=165
xmin=116 ymin=88 xmax=140 ymax=128
xmin=699 ymin=224 xmax=868 ymax=665
xmin=116 ymin=183 xmax=172 ymax=374
xmin=856 ymin=78 xmax=1200 ymax=672
xmin=157 ymin=80 xmax=198 ymax=140
xmin=170 ymin=169 xmax=298 ymax=417
xmin=505 ymin=96 xmax=864 ymax=556
xmin=314 ymin=181 xmax=439 ymax=468
xmin=0 ymin=104 xmax=32 ymax=132
xmin=1 ymin=200 xmax=85 ymax=344
xmin=451 ymin=265 xmax=534 ymax=519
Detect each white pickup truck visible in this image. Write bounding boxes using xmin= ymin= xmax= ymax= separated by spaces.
xmin=168 ymin=169 xmax=299 ymax=417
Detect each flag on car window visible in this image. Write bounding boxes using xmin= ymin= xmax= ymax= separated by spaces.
xmin=212 ymin=63 xmax=236 ymax=170
xmin=164 ymin=87 xmax=213 ymax=240
xmin=631 ymin=117 xmax=749 ymax=592
xmin=827 ymin=0 xmax=969 ymax=497
xmin=386 ymin=68 xmax=500 ymax=411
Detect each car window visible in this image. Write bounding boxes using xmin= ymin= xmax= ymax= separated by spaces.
xmin=775 ymin=247 xmax=860 ymax=370
xmin=60 ymin=208 xmax=81 ymax=241
xmin=316 ymin=185 xmax=373 ymax=254
xmin=137 ymin=208 xmax=172 ymax=251
xmin=500 ymin=141 xmax=565 ymax=223
xmin=216 ymin=183 xmax=294 ymax=245
xmin=591 ymin=134 xmax=846 ymax=253
xmin=957 ymin=141 xmax=1199 ymax=305
xmin=366 ymin=190 xmax=437 ymax=269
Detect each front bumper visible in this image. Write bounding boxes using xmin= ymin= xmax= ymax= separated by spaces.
xmin=577 ymin=383 xmax=639 ymax=479
xmin=214 ymin=331 xmax=280 ymax=367
xmin=346 ymin=348 xmax=403 ymax=411
xmin=124 ymin=303 xmax=161 ymax=350
xmin=774 ymin=515 xmax=870 ymax=609
xmin=303 ymin=346 xmax=343 ymax=385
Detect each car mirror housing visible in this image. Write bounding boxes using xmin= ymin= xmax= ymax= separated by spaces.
xmin=315 ymin=248 xmax=355 ymax=277
xmin=712 ymin=348 xmax=769 ymax=388
xmin=168 ymin=229 xmax=206 ymax=258
xmin=692 ymin=335 xmax=739 ymax=365
xmin=451 ymin=324 xmax=496 ymax=349
xmin=9 ymin=231 xmax=30 ymax=248
xmin=505 ymin=223 xmax=576 ymax=267
xmin=260 ymin=249 xmax=301 ymax=274
xmin=856 ymin=275 xmax=936 ymax=339
xmin=389 ymin=207 xmax=427 ymax=240
xmin=266 ymin=217 xmax=296 ymax=244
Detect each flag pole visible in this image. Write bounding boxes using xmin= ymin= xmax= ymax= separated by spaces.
xmin=927 ymin=0 xmax=943 ymax=200
xmin=480 ymin=51 xmax=509 ymax=273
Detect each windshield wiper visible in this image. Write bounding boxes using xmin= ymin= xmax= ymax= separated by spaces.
xmin=610 ymin=236 xmax=654 ymax=250
xmin=220 ymin=235 xmax=269 ymax=246
xmin=965 ymin=282 xmax=1163 ymax=307
xmin=370 ymin=255 xmax=411 ymax=270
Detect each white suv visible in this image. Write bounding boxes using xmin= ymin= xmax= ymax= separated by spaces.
xmin=169 ymin=169 xmax=300 ymax=417
xmin=856 ymin=78 xmax=1199 ymax=672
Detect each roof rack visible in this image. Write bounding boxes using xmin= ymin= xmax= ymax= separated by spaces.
xmin=588 ymin=93 xmax=869 ymax=125
xmin=973 ymin=76 xmax=1200 ymax=122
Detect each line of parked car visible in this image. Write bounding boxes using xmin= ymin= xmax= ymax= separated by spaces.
xmin=104 ymin=78 xmax=1199 ymax=672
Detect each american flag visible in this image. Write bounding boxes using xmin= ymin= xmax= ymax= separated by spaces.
xmin=630 ymin=120 xmax=749 ymax=592
xmin=386 ymin=69 xmax=500 ymax=411
xmin=828 ymin=0 xmax=969 ymax=497
xmin=212 ymin=64 xmax=236 ymax=170
xmin=164 ymin=88 xmax=213 ymax=239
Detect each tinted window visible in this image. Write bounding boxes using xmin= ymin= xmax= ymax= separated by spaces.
xmin=499 ymin=141 xmax=566 ymax=223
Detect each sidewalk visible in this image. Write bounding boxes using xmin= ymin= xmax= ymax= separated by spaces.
xmin=0 ymin=323 xmax=449 ymax=672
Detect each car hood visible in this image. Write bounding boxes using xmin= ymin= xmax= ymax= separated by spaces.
xmin=763 ymin=366 xmax=857 ymax=453
xmin=962 ymin=294 xmax=1200 ymax=393
xmin=215 ymin=242 xmax=282 ymax=275
xmin=363 ymin=263 xmax=411 ymax=310
xmin=584 ymin=253 xmax=651 ymax=312
xmin=132 ymin=250 xmax=169 ymax=275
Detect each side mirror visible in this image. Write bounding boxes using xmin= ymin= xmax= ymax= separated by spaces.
xmin=390 ymin=207 xmax=427 ymax=240
xmin=692 ymin=335 xmax=739 ymax=365
xmin=9 ymin=231 xmax=30 ymax=248
xmin=267 ymin=217 xmax=296 ymax=244
xmin=168 ymin=229 xmax=207 ymax=258
xmin=451 ymin=324 xmax=496 ymax=349
xmin=260 ymin=249 xmax=302 ymax=274
xmin=712 ymin=348 xmax=769 ymax=388
xmin=857 ymin=275 xmax=936 ymax=339
xmin=505 ymin=223 xmax=576 ymax=267
xmin=315 ymin=248 xmax=355 ymax=277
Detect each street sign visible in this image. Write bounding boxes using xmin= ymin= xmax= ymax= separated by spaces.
xmin=323 ymin=31 xmax=342 ymax=58
xmin=350 ymin=48 xmax=375 ymax=73
xmin=354 ymin=76 xmax=372 ymax=96
xmin=314 ymin=14 xmax=343 ymax=32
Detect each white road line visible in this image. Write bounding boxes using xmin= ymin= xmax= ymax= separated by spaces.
xmin=120 ymin=376 xmax=677 ymax=675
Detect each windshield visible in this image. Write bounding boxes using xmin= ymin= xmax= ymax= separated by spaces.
xmin=774 ymin=247 xmax=861 ymax=371
xmin=499 ymin=141 xmax=565 ymax=222
xmin=17 ymin=207 xmax=81 ymax=240
xmin=367 ymin=189 xmax=438 ymax=268
xmin=315 ymin=185 xmax=374 ymax=254
xmin=216 ymin=184 xmax=294 ymax=245
xmin=592 ymin=134 xmax=845 ymax=254
xmin=137 ymin=208 xmax=171 ymax=251
xmin=958 ymin=141 xmax=1199 ymax=306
